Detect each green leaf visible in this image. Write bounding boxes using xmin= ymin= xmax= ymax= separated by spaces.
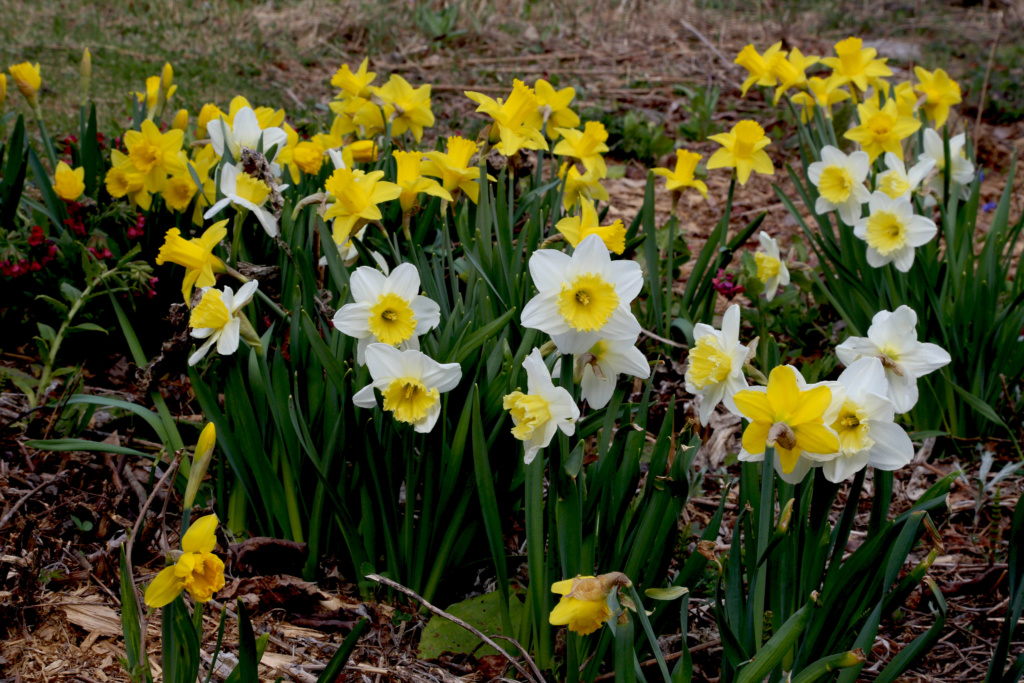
xmin=417 ymin=589 xmax=524 ymax=659
xmin=26 ymin=438 xmax=158 ymax=460
xmin=735 ymin=600 xmax=815 ymax=683
xmin=161 ymin=596 xmax=200 ymax=683
xmin=236 ymin=599 xmax=260 ymax=683
xmin=644 ymin=586 xmax=689 ymax=601
xmin=949 ymin=380 xmax=1007 ymax=428
xmin=119 ymin=548 xmax=151 ymax=683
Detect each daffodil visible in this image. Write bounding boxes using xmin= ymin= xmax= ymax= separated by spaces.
xmin=556 ymin=198 xmax=625 ymax=254
xmin=790 ymin=75 xmax=850 ymax=122
xmin=144 ymin=514 xmax=225 ymax=608
xmin=553 ymin=121 xmax=610 ymax=177
xmin=550 ymin=573 xmax=630 ymax=636
xmin=754 ymin=232 xmax=790 ymax=301
xmin=208 ymin=106 xmax=288 ymax=163
xmin=124 ymin=119 xmax=186 ymax=193
xmin=707 ymin=120 xmax=774 ymax=185
xmin=226 ymin=96 xmax=285 ymax=129
xmin=531 ymin=79 xmax=580 ymax=137
xmin=392 ymin=150 xmax=450 ymax=213
xmin=187 ymin=281 xmax=260 ymax=366
xmin=136 ymin=76 xmax=161 ymax=117
xmin=921 ymin=128 xmax=975 ymax=196
xmin=820 ymin=37 xmax=892 ymax=92
xmin=652 ymin=149 xmax=708 ymax=199
xmin=503 ymin=348 xmax=579 ymax=463
xmin=52 ymin=162 xmax=85 ymax=202
xmin=155 ymin=221 xmax=228 ymax=303
xmin=466 ymin=80 xmax=548 ymax=156
xmin=836 ymin=305 xmax=951 ymax=413
xmin=853 ymin=192 xmax=937 ymax=272
xmin=735 ymin=43 xmax=785 ymax=97
xmin=352 ymin=344 xmax=462 ymax=433
xmin=294 ymin=141 xmax=325 ymax=176
xmin=888 ymin=81 xmax=919 ymax=119
xmin=0 ymin=73 xmax=7 ymax=110
xmin=332 ymin=263 xmax=441 ymax=364
xmin=183 ymin=423 xmax=217 ymax=510
xmin=803 ymin=358 xmax=915 ymax=483
xmin=807 ymin=146 xmax=871 ymax=225
xmin=8 ymin=62 xmax=41 ymax=112
xmin=171 ymin=109 xmax=189 ymax=131
xmin=204 ymin=164 xmax=284 ymax=237
xmin=323 ymin=167 xmax=402 ymax=245
xmin=371 ymin=75 xmax=434 ymax=143
xmin=105 ymin=150 xmax=151 ymax=210
xmin=769 ymin=46 xmax=818 ymax=104
xmin=573 ymin=336 xmax=650 ymax=410
xmin=521 ymin=234 xmax=643 ymax=354
xmin=913 ymin=67 xmax=962 ymax=128
xmin=844 ymin=97 xmax=921 ymax=162
xmin=328 ymin=97 xmax=385 ymax=139
xmin=197 ymin=103 xmax=226 ymax=139
xmin=734 ymin=365 xmax=841 ymax=483
xmin=685 ymin=304 xmax=750 ymax=426
xmin=422 ymin=136 xmax=487 ymax=204
xmin=560 ymin=163 xmax=609 ymax=211
xmin=332 ymin=58 xmax=376 ymax=99
xmin=876 ymin=152 xmax=934 ymax=200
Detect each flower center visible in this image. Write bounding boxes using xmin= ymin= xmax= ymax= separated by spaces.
xmin=130 ymin=141 xmax=162 ymax=173
xmin=831 ymin=399 xmax=874 ymax=453
xmin=865 ymin=210 xmax=907 ymax=255
xmin=367 ymin=292 xmax=417 ymax=345
xmin=503 ymin=391 xmax=551 ymax=441
xmin=382 ymin=377 xmax=439 ymax=424
xmin=835 ymin=38 xmax=864 ymax=75
xmin=557 ymin=273 xmax=619 ymax=332
xmin=878 ymin=171 xmax=910 ymax=199
xmin=190 ymin=290 xmax=232 ymax=330
xmin=867 ymin=114 xmax=894 ymax=141
xmin=234 ymin=172 xmax=270 ymax=206
xmin=818 ymin=165 xmax=854 ymax=204
xmin=754 ymin=252 xmax=781 ymax=283
xmin=732 ymin=121 xmax=764 ymax=160
xmin=687 ymin=335 xmax=732 ymax=390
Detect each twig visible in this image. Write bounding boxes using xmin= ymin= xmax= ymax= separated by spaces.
xmin=678 ymin=18 xmax=736 ymax=72
xmin=0 ymin=472 xmax=67 ymax=529
xmin=593 ymin=638 xmax=722 ymax=682
xmin=641 ymin=328 xmax=686 ymax=349
xmin=974 ymin=11 xmax=1003 ymax=146
xmin=365 ymin=573 xmax=541 ymax=683
xmin=490 ymin=635 xmax=547 ymax=683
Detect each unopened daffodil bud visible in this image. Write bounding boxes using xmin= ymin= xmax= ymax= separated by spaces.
xmin=171 ymin=108 xmax=189 ymax=131
xmin=79 ymin=48 xmax=91 ymax=103
xmin=183 ymin=423 xmax=216 ymax=509
xmin=197 ymin=103 xmax=224 ymax=139
xmin=0 ymin=73 xmax=7 ymax=111
xmin=8 ymin=62 xmax=41 ymax=115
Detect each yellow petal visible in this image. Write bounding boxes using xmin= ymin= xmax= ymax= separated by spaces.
xmin=181 ymin=513 xmax=218 ymax=553
xmin=741 ymin=420 xmax=771 ymax=455
xmin=734 ymin=390 xmax=773 ymax=423
xmin=794 ymin=423 xmax=840 ymax=455
xmin=789 ymin=385 xmax=832 ymax=425
xmin=144 ymin=566 xmax=184 ymax=608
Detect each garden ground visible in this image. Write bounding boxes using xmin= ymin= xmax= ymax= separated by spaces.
xmin=1 ymin=0 xmax=1023 ymax=681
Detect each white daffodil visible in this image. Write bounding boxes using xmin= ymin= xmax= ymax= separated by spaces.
xmin=332 ymin=263 xmax=440 ymax=364
xmin=836 ymin=305 xmax=951 ymax=413
xmin=754 ymin=232 xmax=790 ymax=302
xmin=807 ymin=145 xmax=871 ymax=225
xmin=574 ymin=336 xmax=650 ymax=409
xmin=204 ymin=163 xmax=285 ymax=237
xmin=921 ymin=128 xmax=975 ymax=198
xmin=684 ymin=304 xmax=750 ymax=426
xmin=503 ymin=348 xmax=580 ymax=464
xmin=352 ymin=344 xmax=462 ymax=433
xmin=521 ymin=234 xmax=643 ymax=355
xmin=208 ymin=106 xmax=288 ymax=163
xmin=804 ymin=357 xmax=915 ymax=483
xmin=735 ymin=365 xmax=843 ymax=485
xmin=876 ymin=152 xmax=935 ymax=200
xmin=853 ymin=192 xmax=937 ymax=272
xmin=188 ymin=281 xmax=260 ymax=366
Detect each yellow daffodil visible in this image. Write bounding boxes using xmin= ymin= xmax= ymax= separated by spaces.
xmin=105 ymin=150 xmax=152 ymax=210
xmin=553 ymin=121 xmax=610 ymax=177
xmin=156 ymin=221 xmax=228 ymax=303
xmin=52 ymin=162 xmax=85 ymax=202
xmin=163 ymin=166 xmax=200 ymax=213
xmin=144 ymin=514 xmax=226 ymax=608
xmin=371 ymin=75 xmax=434 ymax=142
xmin=294 ymin=140 xmax=325 ymax=175
xmin=734 ymin=365 xmax=840 ymax=477
xmin=226 ymin=95 xmax=285 ymax=129
xmin=183 ymin=423 xmax=217 ymax=510
xmin=550 ymin=573 xmax=630 ymax=636
xmin=560 ymin=162 xmax=609 ymax=211
xmin=466 ymin=80 xmax=548 ymax=156
xmin=190 ymin=146 xmax=219 ymax=226
xmin=735 ymin=43 xmax=785 ymax=97
xmin=277 ymin=123 xmax=302 ymax=184
xmin=8 ymin=62 xmax=41 ymax=112
xmin=197 ymin=103 xmax=226 ymax=139
xmin=312 ymin=115 xmax=348 ymax=152
xmin=136 ymin=76 xmax=160 ymax=115
xmin=790 ymin=75 xmax=850 ymax=122
xmin=422 ymin=136 xmax=488 ymax=204
xmin=844 ymin=98 xmax=921 ymax=162
xmin=820 ymin=37 xmax=892 ymax=92
xmin=124 ymin=119 xmax=186 ymax=193
xmin=342 ymin=139 xmax=379 ymax=166
xmin=653 ymin=149 xmax=708 ymax=199
xmin=530 ymin=79 xmax=580 ymax=138
xmin=328 ymin=97 xmax=385 ymax=139
xmin=913 ymin=67 xmax=962 ymax=128
xmin=769 ymin=47 xmax=819 ymax=104
xmin=890 ymin=81 xmax=918 ymax=119
xmin=323 ymin=168 xmax=402 ymax=245
xmin=707 ymin=120 xmax=774 ymax=185
xmin=556 ymin=198 xmax=625 ymax=254
xmin=0 ymin=73 xmax=6 ymax=110
xmin=332 ymin=58 xmax=376 ymax=99
xmin=393 ymin=150 xmax=451 ymax=213
xmin=171 ymin=109 xmax=189 ymax=131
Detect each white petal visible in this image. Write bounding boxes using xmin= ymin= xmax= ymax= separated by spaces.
xmin=233 ymin=280 xmax=259 ymax=310
xmin=606 ymin=260 xmax=644 ymax=303
xmin=188 ymin=335 xmax=219 ymax=366
xmin=364 ymin=343 xmax=403 ymax=381
xmin=529 ymin=249 xmax=572 ymax=291
xmin=866 ymin=420 xmax=915 ymax=470
xmin=905 ymin=217 xmax=937 ymax=247
xmin=251 ymin=207 xmax=279 ymax=238
xmin=232 ymin=108 xmax=262 ymax=149
xmin=386 ymin=263 xmax=422 ymax=301
xmin=721 ymin=304 xmax=741 ymax=347
xmin=599 ymin=307 xmax=642 ymax=341
xmin=865 ymin=246 xmax=889 ymax=269
xmin=550 ymin=330 xmax=600 ymax=355
xmin=350 ymin=267 xmax=387 ymax=303
xmin=775 ymin=456 xmax=813 ymax=484
xmin=521 ymin=290 xmax=571 ymax=336
xmin=260 ymin=128 xmax=288 ymax=161
xmin=216 ymin=318 xmax=241 ymax=355
xmin=836 ymin=336 xmax=876 ymax=366
xmin=411 ymin=296 xmax=441 ymax=334
xmin=571 ymin=233 xmax=612 ymax=272
xmin=415 ymin=402 xmax=442 ymax=433
xmin=838 ymin=357 xmax=888 ymax=399
xmin=420 ymin=359 xmax=463 ymax=393
xmin=208 ymin=119 xmax=229 ymax=158
xmin=848 ymin=151 xmax=871 ymax=181
xmin=886 ymin=370 xmax=920 ymax=413
xmin=523 ymin=348 xmax=556 ymax=395
xmin=581 ymin=365 xmax=614 ymax=409
xmin=899 ymin=342 xmax=951 ymax=377
xmin=333 ymin=302 xmax=373 ymax=337
xmin=353 ymin=384 xmax=378 ymax=409
xmin=203 ymin=197 xmax=232 ymax=220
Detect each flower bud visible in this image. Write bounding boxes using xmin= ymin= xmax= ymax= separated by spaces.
xmin=0 ymin=73 xmax=6 ymax=111
xmin=79 ymin=48 xmax=92 ymax=102
xmin=171 ymin=108 xmax=189 ymax=131
xmin=183 ymin=423 xmax=216 ymax=509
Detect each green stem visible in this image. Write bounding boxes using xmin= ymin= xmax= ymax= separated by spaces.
xmin=526 ymin=454 xmax=551 ymax=669
xmin=36 ymin=115 xmax=59 ymax=170
xmin=627 ymin=585 xmax=672 ymax=683
xmin=229 ymin=209 xmax=247 ymax=268
xmin=753 ymin=446 xmax=776 ymax=651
